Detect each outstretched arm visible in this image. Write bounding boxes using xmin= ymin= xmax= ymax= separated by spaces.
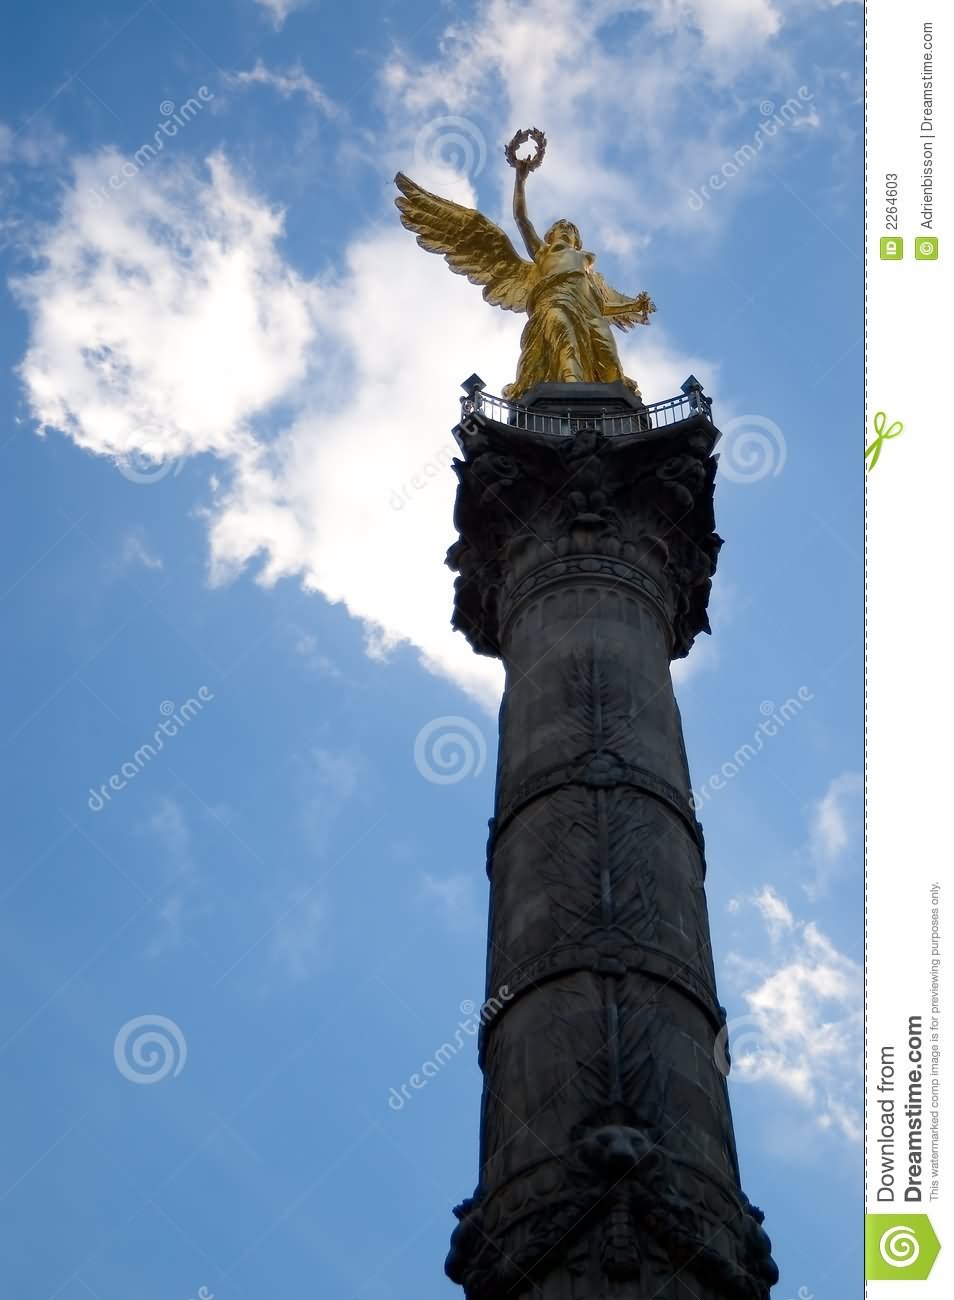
xmin=512 ymin=164 xmax=542 ymax=260
xmin=590 ymin=271 xmax=656 ymax=330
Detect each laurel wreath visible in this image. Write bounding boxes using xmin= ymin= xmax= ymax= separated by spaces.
xmin=504 ymin=127 xmax=547 ymax=172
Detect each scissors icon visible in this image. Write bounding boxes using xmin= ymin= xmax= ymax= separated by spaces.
xmin=866 ymin=411 xmax=903 ymax=472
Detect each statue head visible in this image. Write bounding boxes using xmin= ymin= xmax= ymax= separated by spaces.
xmin=544 ymin=219 xmax=582 ymax=249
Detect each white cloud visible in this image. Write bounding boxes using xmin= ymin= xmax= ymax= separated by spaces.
xmin=0 ymin=116 xmax=66 ymax=168
xmin=229 ymin=60 xmax=339 ymax=115
xmin=805 ymin=769 xmax=862 ymax=899
xmin=650 ymin=0 xmax=859 ymax=54
xmin=650 ymin=0 xmax=780 ymax=50
xmin=724 ymin=891 xmax=861 ymax=1141
xmin=13 ymin=150 xmax=318 ymax=464
xmin=197 ymin=199 xmax=716 ymax=707
xmin=811 ymin=769 xmax=862 ymax=862
xmin=253 ymin=0 xmax=311 ymax=30
xmin=13 ymin=0 xmax=853 ymax=706
xmin=7 ymin=143 xmax=718 ymax=711
xmin=1 ymin=117 xmax=69 ymax=248
xmin=379 ymin=0 xmax=839 ymax=246
xmin=115 ymin=529 xmax=164 ymax=573
xmin=750 ymin=883 xmax=794 ymax=939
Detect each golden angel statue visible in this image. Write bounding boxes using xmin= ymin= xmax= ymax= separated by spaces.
xmin=395 ymin=128 xmax=655 ymax=401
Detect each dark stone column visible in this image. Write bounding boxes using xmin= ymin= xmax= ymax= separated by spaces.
xmin=444 ymin=386 xmax=777 ymax=1300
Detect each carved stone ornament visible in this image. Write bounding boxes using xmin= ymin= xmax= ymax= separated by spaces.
xmin=445 ymin=408 xmax=722 ymax=660
xmin=446 ymin=1124 xmax=779 ymax=1300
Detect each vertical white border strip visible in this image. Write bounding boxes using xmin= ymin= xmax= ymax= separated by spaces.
xmin=867 ymin=0 xmax=950 ymax=1291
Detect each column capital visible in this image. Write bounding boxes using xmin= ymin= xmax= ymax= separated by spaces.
xmin=446 ymin=402 xmax=722 ymax=662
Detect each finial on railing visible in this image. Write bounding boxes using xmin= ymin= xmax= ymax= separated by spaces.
xmin=680 ymin=374 xmax=707 ymax=415
xmin=460 ymin=373 xmax=486 ymax=419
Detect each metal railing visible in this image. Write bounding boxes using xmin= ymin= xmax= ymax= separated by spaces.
xmin=458 ymin=382 xmax=712 ymax=439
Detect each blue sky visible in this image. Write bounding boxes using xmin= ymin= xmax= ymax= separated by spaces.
xmin=1 ymin=1 xmax=862 ymax=1297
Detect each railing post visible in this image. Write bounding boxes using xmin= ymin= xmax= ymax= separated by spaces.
xmin=680 ymin=373 xmax=708 ymax=421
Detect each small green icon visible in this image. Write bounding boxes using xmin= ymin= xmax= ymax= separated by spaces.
xmin=865 ymin=1214 xmax=941 ymax=1280
xmin=880 ymin=237 xmax=903 ymax=260
xmin=915 ymin=236 xmax=939 ymax=260
xmin=866 ymin=411 xmax=904 ymax=472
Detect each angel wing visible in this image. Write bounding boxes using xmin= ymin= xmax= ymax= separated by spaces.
xmin=590 ymin=270 xmax=656 ymax=331
xmin=394 ymin=172 xmax=534 ymax=313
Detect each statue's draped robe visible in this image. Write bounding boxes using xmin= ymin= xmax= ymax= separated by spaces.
xmin=504 ymin=266 xmax=627 ymax=398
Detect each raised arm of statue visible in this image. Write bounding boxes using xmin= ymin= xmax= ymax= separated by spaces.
xmin=512 ymin=167 xmax=542 ymax=261
xmin=505 ymin=128 xmax=546 ymax=261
